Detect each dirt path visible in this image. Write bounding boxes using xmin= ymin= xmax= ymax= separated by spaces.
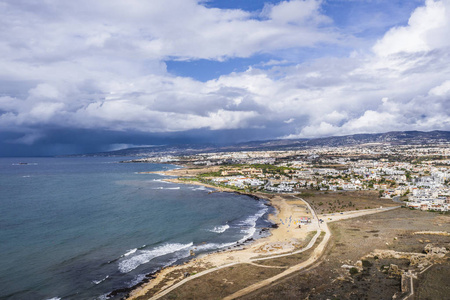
xmin=221 ymin=206 xmax=401 ymax=299
xmin=320 ymin=206 xmax=401 ymax=223
xmin=222 ymin=197 xmax=330 ymax=300
xmin=147 ymin=196 xmax=321 ymax=300
xmin=140 ymin=196 xmax=400 ymax=300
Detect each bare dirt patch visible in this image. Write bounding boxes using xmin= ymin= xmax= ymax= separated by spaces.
xmin=255 ymin=232 xmax=324 ymax=268
xmin=240 ymin=208 xmax=450 ymax=300
xmin=299 ymin=190 xmax=400 ymax=214
xmin=159 ymin=264 xmax=283 ymax=300
xmin=416 ymin=262 xmax=450 ymax=299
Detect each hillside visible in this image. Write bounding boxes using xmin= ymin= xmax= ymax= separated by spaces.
xmin=80 ymin=130 xmax=450 ymax=157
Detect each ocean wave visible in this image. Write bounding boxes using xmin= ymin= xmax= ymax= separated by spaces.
xmin=237 ymin=206 xmax=268 ymax=242
xmin=238 ymin=207 xmax=268 ymax=227
xmin=193 ymin=242 xmax=235 ymax=252
xmin=152 ymin=179 xmax=166 ymax=182
xmin=46 ymin=298 xmax=61 ymax=300
xmin=118 ymin=242 xmax=193 ymax=273
xmin=128 ymin=274 xmax=147 ymax=287
xmin=209 ymin=224 xmax=230 ymax=233
xmin=152 ymin=186 xmax=180 ymax=190
xmin=92 ymin=275 xmax=109 ymax=285
xmin=239 ymin=227 xmax=257 ymax=241
xmin=123 ymin=248 xmax=137 ymax=257
xmin=191 ymin=186 xmax=211 ymax=191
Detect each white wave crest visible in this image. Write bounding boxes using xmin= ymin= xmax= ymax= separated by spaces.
xmin=152 ymin=186 xmax=180 ymax=190
xmin=209 ymin=224 xmax=230 ymax=233
xmin=128 ymin=274 xmax=147 ymax=287
xmin=93 ymin=275 xmax=109 ymax=285
xmin=118 ymin=243 xmax=193 ymax=273
xmin=238 ymin=207 xmax=268 ymax=242
xmin=193 ymin=242 xmax=235 ymax=252
xmin=123 ymin=248 xmax=137 ymax=257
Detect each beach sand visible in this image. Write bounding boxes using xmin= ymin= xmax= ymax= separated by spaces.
xmin=127 ymin=173 xmax=317 ymax=299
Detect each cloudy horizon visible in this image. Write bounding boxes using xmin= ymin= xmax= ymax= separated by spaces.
xmin=1 ymin=0 xmax=450 ymax=156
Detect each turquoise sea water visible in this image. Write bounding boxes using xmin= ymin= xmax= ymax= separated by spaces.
xmin=0 ymin=157 xmax=273 ymax=299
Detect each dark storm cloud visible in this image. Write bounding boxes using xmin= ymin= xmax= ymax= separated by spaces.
xmin=1 ymin=1 xmax=450 ymax=155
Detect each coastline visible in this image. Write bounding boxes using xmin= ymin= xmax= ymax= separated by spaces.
xmin=127 ymin=167 xmax=318 ymax=300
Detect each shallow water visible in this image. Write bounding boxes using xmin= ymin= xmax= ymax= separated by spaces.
xmin=0 ymin=157 xmax=273 ymax=299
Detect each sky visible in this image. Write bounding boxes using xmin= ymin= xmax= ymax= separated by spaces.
xmin=1 ymin=0 xmax=450 ymax=156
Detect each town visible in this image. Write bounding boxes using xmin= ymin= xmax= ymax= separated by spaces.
xmin=130 ymin=143 xmax=450 ymax=212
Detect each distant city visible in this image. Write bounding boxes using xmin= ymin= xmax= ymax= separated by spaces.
xmin=120 ymin=131 xmax=450 ymax=213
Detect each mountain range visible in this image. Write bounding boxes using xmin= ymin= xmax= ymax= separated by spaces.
xmin=81 ymin=130 xmax=450 ymax=157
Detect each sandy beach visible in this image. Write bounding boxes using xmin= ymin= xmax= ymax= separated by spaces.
xmin=127 ymin=170 xmax=318 ymax=299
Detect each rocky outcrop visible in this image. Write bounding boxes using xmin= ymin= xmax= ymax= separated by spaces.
xmin=424 ymin=243 xmax=448 ymax=258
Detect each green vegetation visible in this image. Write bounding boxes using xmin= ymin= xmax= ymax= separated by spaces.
xmin=197 ymin=171 xmax=222 ymax=177
xmin=362 ymin=260 xmax=373 ymax=268
xmin=296 ymin=192 xmax=315 ymax=198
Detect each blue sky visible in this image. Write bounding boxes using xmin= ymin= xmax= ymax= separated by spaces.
xmin=166 ymin=0 xmax=425 ymax=81
xmin=1 ymin=0 xmax=449 ymax=156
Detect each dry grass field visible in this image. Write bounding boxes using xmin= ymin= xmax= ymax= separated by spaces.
xmin=297 ymin=190 xmax=399 ymax=214
xmin=241 ymin=208 xmax=450 ymax=300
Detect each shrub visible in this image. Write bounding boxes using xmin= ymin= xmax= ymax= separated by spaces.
xmin=362 ymin=260 xmax=373 ymax=268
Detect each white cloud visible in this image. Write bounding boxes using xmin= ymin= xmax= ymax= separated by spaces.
xmin=0 ymin=0 xmax=340 ymax=142
xmin=265 ymin=0 xmax=330 ymax=25
xmin=429 ymin=80 xmax=450 ymax=96
xmin=373 ymin=0 xmax=450 ymax=56
xmin=284 ymin=0 xmax=450 ymax=138
xmin=1 ymin=0 xmax=450 ymax=147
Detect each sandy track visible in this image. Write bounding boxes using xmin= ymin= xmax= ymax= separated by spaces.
xmin=129 ymin=172 xmax=401 ymax=300
xmin=222 ymin=205 xmax=401 ymax=299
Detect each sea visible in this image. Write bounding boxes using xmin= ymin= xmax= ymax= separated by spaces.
xmin=0 ymin=157 xmax=274 ymax=300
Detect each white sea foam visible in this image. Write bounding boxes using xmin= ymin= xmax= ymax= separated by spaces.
xmin=193 ymin=187 xmax=214 ymax=192
xmin=239 ymin=227 xmax=257 ymax=242
xmin=238 ymin=207 xmax=268 ymax=227
xmin=193 ymin=242 xmax=235 ymax=252
xmin=152 ymin=179 xmax=166 ymax=182
xmin=46 ymin=298 xmax=61 ymax=300
xmin=93 ymin=275 xmax=109 ymax=285
xmin=152 ymin=186 xmax=180 ymax=190
xmin=128 ymin=274 xmax=147 ymax=287
xmin=118 ymin=242 xmax=193 ymax=273
xmin=238 ymin=206 xmax=268 ymax=242
xmin=123 ymin=248 xmax=137 ymax=257
xmin=209 ymin=224 xmax=230 ymax=233
xmin=191 ymin=186 xmax=209 ymax=191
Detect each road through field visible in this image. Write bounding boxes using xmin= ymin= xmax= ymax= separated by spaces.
xmin=150 ymin=199 xmax=400 ymax=300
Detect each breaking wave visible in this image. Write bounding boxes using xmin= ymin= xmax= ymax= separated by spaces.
xmin=123 ymin=248 xmax=137 ymax=257
xmin=238 ymin=205 xmax=268 ymax=242
xmin=92 ymin=275 xmax=109 ymax=285
xmin=118 ymin=243 xmax=193 ymax=273
xmin=209 ymin=224 xmax=230 ymax=233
